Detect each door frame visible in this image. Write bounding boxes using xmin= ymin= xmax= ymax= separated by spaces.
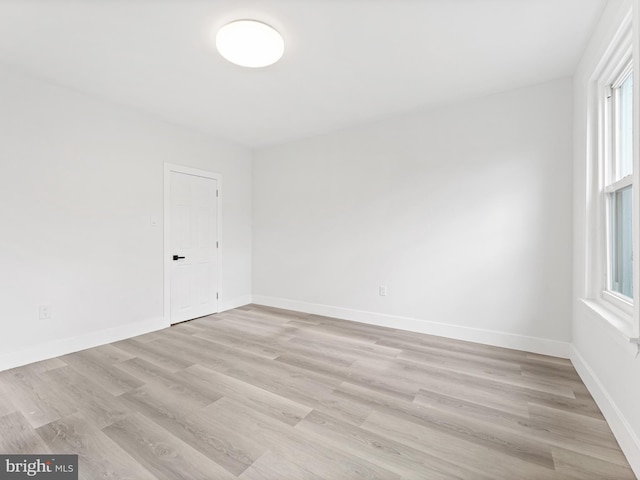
xmin=163 ymin=163 xmax=222 ymax=327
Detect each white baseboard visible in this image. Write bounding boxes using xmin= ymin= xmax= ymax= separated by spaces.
xmin=0 ymin=293 xmax=254 ymax=372
xmin=571 ymin=346 xmax=640 ymax=478
xmin=219 ymin=295 xmax=253 ymax=313
xmin=252 ymin=295 xmax=571 ymax=358
xmin=0 ymin=317 xmax=165 ymax=372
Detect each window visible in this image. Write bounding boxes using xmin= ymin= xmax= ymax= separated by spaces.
xmin=605 ymin=64 xmax=634 ymax=301
xmin=584 ymin=15 xmax=639 ymax=339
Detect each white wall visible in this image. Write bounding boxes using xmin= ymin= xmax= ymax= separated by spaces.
xmin=0 ymin=65 xmax=252 ymax=370
xmin=253 ymin=78 xmax=573 ymax=356
xmin=572 ymin=0 xmax=640 ymax=476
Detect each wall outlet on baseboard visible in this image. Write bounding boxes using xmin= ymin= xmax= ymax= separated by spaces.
xmin=379 ymin=285 xmax=388 ymax=296
xmin=39 ymin=305 xmax=52 ymax=320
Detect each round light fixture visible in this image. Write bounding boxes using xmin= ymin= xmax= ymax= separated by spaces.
xmin=216 ymin=20 xmax=284 ymax=68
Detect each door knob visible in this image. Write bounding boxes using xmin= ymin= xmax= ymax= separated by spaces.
xmin=173 ymin=255 xmax=186 ymax=261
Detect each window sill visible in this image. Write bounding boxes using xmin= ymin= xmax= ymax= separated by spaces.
xmin=580 ymin=299 xmax=640 ymax=356
xmin=600 ymin=290 xmax=633 ymax=316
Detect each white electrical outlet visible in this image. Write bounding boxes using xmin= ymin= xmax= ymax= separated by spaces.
xmin=379 ymin=286 xmax=388 ymax=296
xmin=39 ymin=305 xmax=52 ymax=320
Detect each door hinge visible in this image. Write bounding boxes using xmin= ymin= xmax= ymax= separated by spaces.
xmin=216 ymin=241 xmax=219 ymax=248
xmin=216 ymin=189 xmax=219 ymax=197
xmin=216 ymin=292 xmax=219 ymax=300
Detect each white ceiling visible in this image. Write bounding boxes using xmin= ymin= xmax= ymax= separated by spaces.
xmin=0 ymin=0 xmax=607 ymax=148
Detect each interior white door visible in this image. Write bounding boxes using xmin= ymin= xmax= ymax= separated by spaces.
xmin=169 ymin=170 xmax=218 ymax=324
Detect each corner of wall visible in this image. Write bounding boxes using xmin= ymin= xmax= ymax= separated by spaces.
xmin=570 ymin=346 xmax=640 ymax=477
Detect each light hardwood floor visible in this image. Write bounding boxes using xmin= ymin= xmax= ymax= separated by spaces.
xmin=0 ymin=304 xmax=634 ymax=479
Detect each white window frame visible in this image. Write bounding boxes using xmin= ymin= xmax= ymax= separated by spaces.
xmin=602 ymin=60 xmax=634 ymax=312
xmin=584 ymin=14 xmax=640 ymax=342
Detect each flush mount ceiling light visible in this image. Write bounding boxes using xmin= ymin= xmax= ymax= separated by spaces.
xmin=216 ymin=20 xmax=284 ymax=68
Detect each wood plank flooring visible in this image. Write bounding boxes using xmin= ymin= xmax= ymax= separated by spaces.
xmin=0 ymin=304 xmax=634 ymax=479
